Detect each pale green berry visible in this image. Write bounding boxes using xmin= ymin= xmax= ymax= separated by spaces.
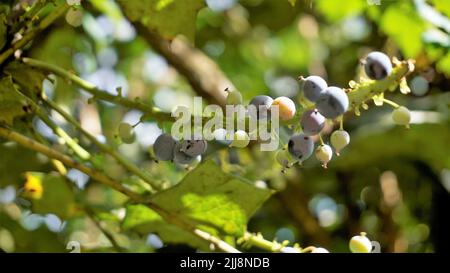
xmin=349 ymin=232 xmax=372 ymax=253
xmin=65 ymin=8 xmax=83 ymax=27
xmin=226 ymin=90 xmax=243 ymax=105
xmin=230 ymin=130 xmax=250 ymax=148
xmin=392 ymin=106 xmax=411 ymax=128
xmin=330 ymin=130 xmax=350 ymax=156
xmin=312 ymin=247 xmax=329 ymax=253
xmin=315 ymin=144 xmax=333 ymax=168
xmin=118 ymin=122 xmax=135 ymax=144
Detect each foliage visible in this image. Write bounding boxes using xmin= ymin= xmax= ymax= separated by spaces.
xmin=0 ymin=0 xmax=449 ymax=254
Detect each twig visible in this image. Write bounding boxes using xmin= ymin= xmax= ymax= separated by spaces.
xmin=130 ymin=23 xmax=230 ymax=106
xmin=0 ymin=126 xmax=240 ymax=253
xmin=0 ymin=126 xmax=144 ymax=201
xmin=0 ymin=3 xmax=69 ymax=65
xmin=43 ymin=97 xmax=162 ymax=191
xmin=22 ymin=57 xmax=173 ymax=122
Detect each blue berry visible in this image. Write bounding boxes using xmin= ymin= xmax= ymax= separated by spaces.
xmin=301 ymin=109 xmax=326 ymax=136
xmin=153 ymin=134 xmax=177 ymax=161
xmin=315 ymin=86 xmax=349 ymax=119
xmin=288 ymin=134 xmax=314 ymax=162
xmin=249 ymin=95 xmax=273 ymax=120
xmin=302 ymin=76 xmax=328 ymax=102
xmin=364 ymin=51 xmax=392 ymax=80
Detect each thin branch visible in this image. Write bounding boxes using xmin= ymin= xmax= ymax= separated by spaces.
xmin=132 ymin=23 xmax=230 ymax=106
xmin=0 ymin=3 xmax=69 ymax=65
xmin=0 ymin=126 xmax=240 ymax=253
xmin=0 ymin=126 xmax=144 ymax=201
xmin=43 ymin=97 xmax=162 ymax=191
xmin=22 ymin=57 xmax=173 ymax=122
xmin=30 ymin=126 xmax=125 ymax=253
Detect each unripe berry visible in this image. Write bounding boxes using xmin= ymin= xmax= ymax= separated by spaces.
xmin=118 ymin=122 xmax=136 ymax=144
xmin=330 ymin=130 xmax=350 ymax=156
xmin=230 ymin=130 xmax=250 ymax=148
xmin=392 ymin=106 xmax=411 ymax=128
xmin=225 ymin=90 xmax=243 ymax=106
xmin=315 ymin=144 xmax=333 ymax=168
xmin=349 ymin=232 xmax=372 ymax=253
xmin=312 ymin=247 xmax=329 ymax=253
xmin=271 ymin=96 xmax=296 ymax=121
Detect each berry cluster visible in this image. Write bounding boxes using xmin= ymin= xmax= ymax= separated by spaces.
xmin=118 ymin=51 xmax=412 ymax=171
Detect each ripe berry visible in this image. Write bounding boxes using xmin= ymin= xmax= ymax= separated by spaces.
xmin=349 ymin=232 xmax=372 ymax=253
xmin=392 ymin=106 xmax=411 ymax=128
xmin=410 ymin=76 xmax=429 ymax=96
xmin=364 ymin=51 xmax=392 ymax=80
xmin=330 ymin=130 xmax=350 ymax=156
xmin=118 ymin=122 xmax=136 ymax=144
xmin=230 ymin=130 xmax=250 ymax=148
xmin=180 ymin=139 xmax=208 ymax=157
xmin=173 ymin=142 xmax=196 ymax=165
xmin=301 ymin=76 xmax=328 ymax=102
xmin=315 ymin=87 xmax=349 ymax=119
xmin=153 ymin=134 xmax=177 ymax=161
xmin=288 ymin=134 xmax=314 ymax=162
xmin=300 ymin=109 xmax=326 ymax=136
xmin=226 ymin=89 xmax=243 ymax=106
xmin=315 ymin=144 xmax=333 ymax=168
xmin=271 ymin=96 xmax=296 ymax=121
xmin=249 ymin=95 xmax=273 ymax=120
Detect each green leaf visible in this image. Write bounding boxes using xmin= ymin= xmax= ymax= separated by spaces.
xmin=122 ymin=204 xmax=210 ymax=250
xmin=26 ymin=172 xmax=81 ymax=219
xmin=431 ymin=0 xmax=450 ymax=18
xmin=437 ymin=52 xmax=450 ymax=77
xmin=123 ymin=160 xmax=273 ymax=248
xmin=380 ymin=4 xmax=426 ymax=58
xmin=118 ymin=0 xmax=205 ymax=42
xmin=5 ymin=61 xmax=48 ymax=96
xmin=0 ymin=13 xmax=6 ymax=51
xmin=150 ymin=160 xmax=273 ymax=237
xmin=316 ymin=0 xmax=366 ymax=22
xmin=288 ymin=0 xmax=297 ymax=7
xmin=0 ymin=76 xmax=30 ymax=125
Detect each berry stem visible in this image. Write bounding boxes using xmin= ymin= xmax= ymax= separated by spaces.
xmin=43 ymin=97 xmax=163 ymax=191
xmin=319 ymin=134 xmax=325 ymax=145
xmin=0 ymin=3 xmax=69 ymax=65
xmin=381 ymin=98 xmax=400 ymax=109
xmin=22 ymin=57 xmax=173 ymax=122
xmin=0 ymin=126 xmax=240 ymax=253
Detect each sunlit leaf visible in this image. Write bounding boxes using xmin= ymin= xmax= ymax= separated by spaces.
xmin=118 ymin=0 xmax=205 ymax=42
xmin=380 ymin=4 xmax=426 ymax=58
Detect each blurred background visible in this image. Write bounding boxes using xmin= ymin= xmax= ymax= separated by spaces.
xmin=0 ymin=0 xmax=449 ymax=253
